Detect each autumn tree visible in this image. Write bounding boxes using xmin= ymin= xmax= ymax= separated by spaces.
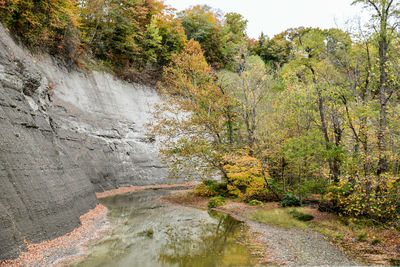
xmin=221 ymin=12 xmax=248 ymax=69
xmin=353 ymin=0 xmax=400 ymax=175
xmin=255 ymin=32 xmax=292 ymax=69
xmin=149 ymin=40 xmax=232 ymax=180
xmin=0 ymin=0 xmax=80 ymax=56
xmin=176 ymin=5 xmax=225 ymax=68
xmin=219 ymin=53 xmax=274 ymax=156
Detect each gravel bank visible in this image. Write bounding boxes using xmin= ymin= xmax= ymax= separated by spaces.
xmin=163 ymin=191 xmax=358 ymax=266
xmin=227 ymin=211 xmax=357 ymax=266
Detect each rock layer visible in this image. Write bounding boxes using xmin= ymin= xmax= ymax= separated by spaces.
xmin=0 ymin=24 xmax=168 ymax=260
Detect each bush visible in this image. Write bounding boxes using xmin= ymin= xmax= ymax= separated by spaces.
xmin=223 ymin=153 xmax=270 ymax=200
xmin=204 ymin=179 xmax=217 ymax=186
xmin=194 ymin=183 xmax=218 ymax=197
xmin=209 ymin=182 xmax=229 ymax=196
xmin=288 ymin=209 xmax=314 ymax=221
xmin=357 ymin=233 xmax=367 ymax=242
xmin=281 ymin=193 xmax=302 ymax=207
xmin=248 ymin=200 xmax=263 ymax=206
xmin=208 ymin=196 xmax=226 ymax=209
xmin=194 ymin=180 xmax=229 ymax=197
xmin=371 ymin=238 xmax=381 ymax=245
xmin=325 ymin=175 xmax=400 ymax=224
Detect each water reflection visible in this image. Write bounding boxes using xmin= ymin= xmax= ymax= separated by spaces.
xmin=158 ymin=210 xmax=254 ymax=267
xmin=72 ymin=190 xmax=256 ymax=267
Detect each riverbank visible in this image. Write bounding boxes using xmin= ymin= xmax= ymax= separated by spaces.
xmin=0 ymin=205 xmax=109 ymax=267
xmin=161 ymin=190 xmax=400 ymax=266
xmin=96 ymin=182 xmax=198 ymax=199
xmin=0 ymin=183 xmax=196 ymax=267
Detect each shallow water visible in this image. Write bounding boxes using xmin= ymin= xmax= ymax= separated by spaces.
xmin=72 ymin=189 xmax=256 ymax=267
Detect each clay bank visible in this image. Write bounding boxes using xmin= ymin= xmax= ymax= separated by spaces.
xmin=0 ymin=22 xmax=173 ymax=262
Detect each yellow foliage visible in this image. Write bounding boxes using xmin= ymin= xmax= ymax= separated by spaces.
xmin=223 ymin=153 xmax=268 ymax=199
xmin=194 ymin=183 xmax=218 ymax=197
xmin=326 ymin=175 xmax=400 ymax=224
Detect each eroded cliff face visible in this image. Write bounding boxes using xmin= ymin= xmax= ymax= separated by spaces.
xmin=0 ymin=25 xmax=168 ymax=260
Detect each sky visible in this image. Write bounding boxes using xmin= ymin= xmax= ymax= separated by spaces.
xmin=163 ymin=0 xmax=370 ymax=39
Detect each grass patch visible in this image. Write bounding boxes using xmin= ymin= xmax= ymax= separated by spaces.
xmin=251 ymin=208 xmax=314 ymax=229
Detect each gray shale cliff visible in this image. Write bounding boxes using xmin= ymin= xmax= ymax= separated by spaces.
xmin=0 ymin=25 xmax=168 ymax=260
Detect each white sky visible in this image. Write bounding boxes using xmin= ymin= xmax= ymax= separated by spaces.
xmin=164 ymin=0 xmax=371 ymax=39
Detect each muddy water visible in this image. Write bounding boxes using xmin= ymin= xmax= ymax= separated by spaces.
xmin=72 ymin=189 xmax=256 ymax=267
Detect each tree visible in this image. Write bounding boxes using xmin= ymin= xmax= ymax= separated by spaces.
xmin=221 ymin=12 xmax=248 ymax=69
xmin=353 ymin=0 xmax=400 ymax=175
xmin=0 ymin=0 xmax=80 ymax=56
xmin=177 ymin=5 xmax=225 ymax=68
xmin=149 ymin=40 xmax=232 ymax=180
xmin=255 ymin=32 xmax=292 ymax=69
xmin=219 ymin=54 xmax=272 ymax=156
xmin=281 ymin=28 xmax=348 ymax=183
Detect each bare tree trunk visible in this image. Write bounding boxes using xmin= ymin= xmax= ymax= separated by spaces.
xmin=262 ymin=167 xmax=281 ymax=201
xmin=282 ymin=157 xmax=286 ymax=193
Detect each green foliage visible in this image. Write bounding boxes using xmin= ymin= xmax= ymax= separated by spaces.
xmin=208 ymin=196 xmax=226 ymax=209
xmin=357 ymin=233 xmax=368 ymax=242
xmin=296 ymin=178 xmax=328 ymax=197
xmin=194 ymin=180 xmax=229 ymax=197
xmin=280 ymin=193 xmax=302 ymax=207
xmin=335 ymin=233 xmax=344 ymax=240
xmin=254 ymin=32 xmax=292 ymax=68
xmin=288 ymin=209 xmax=314 ymax=221
xmin=204 ymin=179 xmax=217 ymax=186
xmin=177 ymin=5 xmax=224 ymax=68
xmin=194 ymin=183 xmax=218 ymax=197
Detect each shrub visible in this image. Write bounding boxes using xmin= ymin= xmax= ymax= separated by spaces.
xmin=248 ymin=200 xmax=263 ymax=206
xmin=208 ymin=196 xmax=226 ymax=209
xmin=371 ymin=238 xmax=381 ymax=245
xmin=281 ymin=193 xmax=302 ymax=207
xmin=194 ymin=183 xmax=218 ymax=197
xmin=204 ymin=179 xmax=217 ymax=186
xmin=223 ymin=153 xmax=271 ymax=200
xmin=209 ymin=182 xmax=229 ymax=196
xmin=288 ymin=209 xmax=314 ymax=221
xmin=357 ymin=233 xmax=367 ymax=242
xmin=325 ymin=175 xmax=400 ymax=224
xmin=194 ymin=180 xmax=229 ymax=197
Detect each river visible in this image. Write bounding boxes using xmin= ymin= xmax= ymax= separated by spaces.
xmin=71 ymin=189 xmax=257 ymax=267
